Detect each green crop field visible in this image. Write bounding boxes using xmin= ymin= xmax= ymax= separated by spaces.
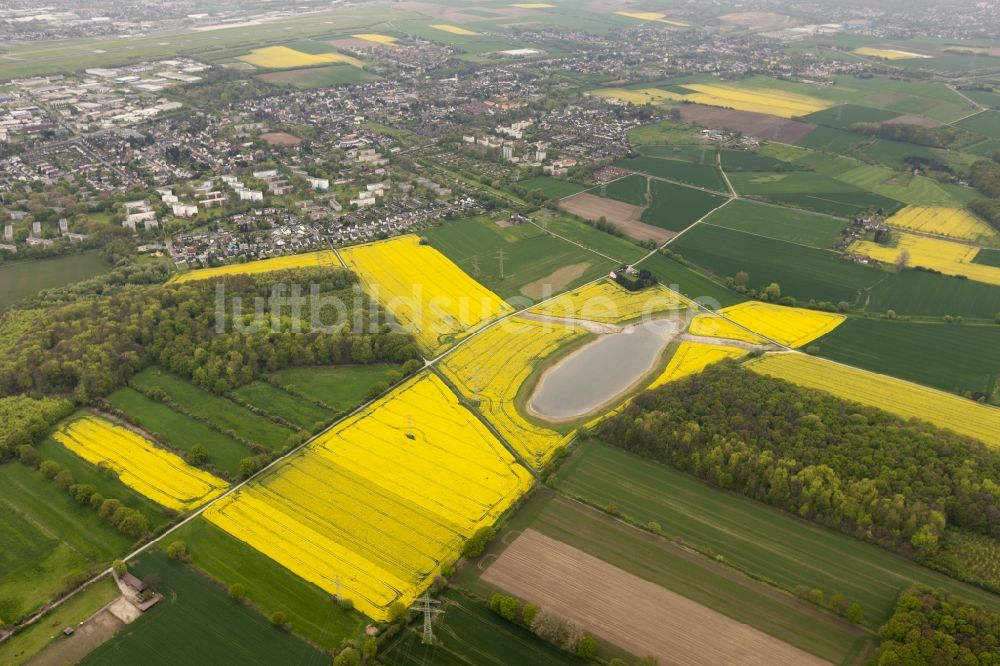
xmin=729 ymin=171 xmax=902 ymax=217
xmin=703 ymin=199 xmax=847 ymax=248
xmin=425 ymin=215 xmax=617 ymax=300
xmin=532 ymin=210 xmax=649 ymax=264
xmin=627 ymin=120 xmax=704 ymax=146
xmin=0 ymin=576 xmax=119 ymax=666
xmin=106 ymin=387 xmax=252 ymax=477
xmin=382 ymin=590 xmax=581 ymax=666
xmin=796 ymin=126 xmax=867 ymax=153
xmin=258 ymin=65 xmax=380 ymax=89
xmin=720 ymin=149 xmax=799 ymax=172
xmin=957 ymin=110 xmax=1000 ymax=140
xmin=638 ymin=253 xmax=746 ymax=309
xmin=603 ymin=174 xmax=648 ymax=205
xmin=80 ymin=550 xmax=329 ymax=666
xmin=865 ymin=268 xmax=1000 ymax=319
xmin=36 ymin=432 xmax=171 ymax=528
xmin=171 ymin=518 xmax=365 ymax=651
xmin=834 ymin=164 xmax=976 ymax=205
xmin=267 ymin=364 xmax=402 ymax=412
xmin=800 ymin=104 xmax=899 ymax=129
xmin=815 ymin=317 xmax=1000 ymax=396
xmin=637 ymin=143 xmax=718 ymax=164
xmin=462 ymin=489 xmax=871 ymax=665
xmin=231 ymin=382 xmax=331 ymax=431
xmin=518 ymin=176 xmax=588 ymax=200
xmin=0 ymin=252 xmax=110 ymax=309
xmin=974 ymin=248 xmax=1000 ymax=267
xmin=130 ymin=368 xmax=293 ymax=451
xmin=0 ymin=462 xmax=133 ymax=622
xmin=670 ymin=224 xmax=883 ymax=303
xmin=640 ymin=180 xmax=729 ymax=231
xmin=615 ymin=156 xmax=729 ymax=192
xmin=554 ymin=442 xmax=1000 ymax=628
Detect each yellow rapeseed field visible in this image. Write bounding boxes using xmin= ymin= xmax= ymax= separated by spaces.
xmin=592 ymin=83 xmax=831 ymax=118
xmin=52 ymin=416 xmax=228 ymax=511
xmin=353 ymin=33 xmax=398 ymax=45
xmin=747 ymin=353 xmax=1000 ymax=448
xmin=853 ymin=47 xmax=930 ymax=60
xmin=169 ymin=250 xmax=340 ymax=283
xmin=718 ymin=301 xmax=845 ymax=348
xmin=529 ymin=280 xmax=689 ymax=324
xmin=510 ymin=3 xmax=556 ymax=7
xmin=205 ymin=373 xmax=531 ymax=621
xmin=649 ymin=342 xmax=746 ymax=389
xmin=851 ymin=232 xmax=1000 ymax=286
xmin=885 ymin=206 xmax=999 ymax=243
xmin=341 ymin=235 xmax=513 ymax=355
xmin=614 ymin=11 xmax=688 ymax=26
xmin=430 ymin=24 xmax=480 ymax=35
xmin=238 ymin=45 xmax=365 ymax=69
xmin=441 ymin=317 xmax=587 ymax=468
xmin=687 ymin=313 xmax=766 ymax=344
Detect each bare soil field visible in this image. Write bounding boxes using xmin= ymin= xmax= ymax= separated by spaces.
xmin=30 ymin=608 xmax=125 ymax=666
xmin=673 ymin=104 xmax=817 ymax=143
xmin=482 ymin=529 xmax=830 ymax=666
xmin=259 ymin=131 xmax=302 ymax=146
xmin=717 ymin=11 xmax=797 ymax=31
xmin=884 ymin=114 xmax=941 ymax=128
xmin=559 ymin=193 xmax=673 ymax=244
xmin=520 ymin=262 xmax=592 ymax=300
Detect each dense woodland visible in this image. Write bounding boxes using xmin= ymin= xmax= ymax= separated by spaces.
xmin=0 ymin=267 xmax=418 ymax=455
xmin=0 ymin=395 xmax=73 ymax=460
xmin=875 ymin=586 xmax=999 ymax=665
xmin=851 ymin=122 xmax=967 ymax=149
xmin=599 ymin=362 xmax=1000 ymax=582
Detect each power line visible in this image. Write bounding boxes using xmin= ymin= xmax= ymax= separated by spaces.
xmin=412 ymin=594 xmax=443 ymax=644
xmin=495 ymin=248 xmax=507 ymax=279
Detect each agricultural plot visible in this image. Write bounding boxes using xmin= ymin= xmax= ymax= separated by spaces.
xmin=638 ymin=143 xmax=718 ymax=164
xmin=536 ymin=212 xmax=652 ymax=264
xmin=517 ymin=176 xmax=587 ymax=200
xmin=884 ymin=205 xmax=999 ymax=244
xmin=728 ymin=171 xmax=902 ymax=218
xmin=529 ymin=279 xmax=690 ymax=324
xmin=51 ymin=416 xmax=228 ymax=512
xmin=598 ymin=82 xmax=832 ymax=118
xmin=641 ymin=180 xmax=729 ymax=232
xmin=851 ymin=232 xmax=1000 ymax=286
xmin=799 ymin=104 xmax=900 ymax=129
xmin=81 ymin=551 xmax=328 ymax=666
xmin=672 ymin=104 xmax=817 ymax=144
xmin=687 ymin=314 xmax=767 ymax=345
xmin=555 ymin=442 xmax=1000 ymax=628
xmin=0 ymin=462 xmax=133 ymax=622
xmin=814 ymin=317 xmax=1000 ymax=396
xmin=267 ymin=364 xmax=401 ymax=412
xmin=170 ymin=518 xmax=366 ymax=650
xmin=853 ymin=47 xmax=930 ymax=60
xmin=796 ymin=126 xmax=867 ymax=153
xmin=429 ymin=24 xmax=480 ymax=35
xmin=440 ymin=317 xmax=587 ymax=468
xmin=649 ymin=342 xmax=747 ymax=388
xmin=703 ymin=199 xmax=847 ymax=248
xmin=717 ymin=301 xmax=845 ymax=348
xmin=639 ymin=253 xmax=747 ymax=309
xmin=237 ymin=45 xmax=363 ymax=69
xmin=670 ymin=224 xmax=882 ymax=303
xmin=382 ymin=590 xmax=581 ymax=666
xmin=957 ymin=110 xmax=1000 ymax=140
xmin=558 ymin=192 xmax=672 ymax=244
xmin=106 ymin=387 xmax=250 ymax=478
xmin=866 ymin=268 xmax=1000 ymax=319
xmin=616 ymin=155 xmax=729 ymax=192
xmin=484 ymin=529 xmax=828 ymax=666
xmin=0 ymin=252 xmax=110 ymax=309
xmin=613 ymin=11 xmax=688 ymax=26
xmin=425 ymin=216 xmax=615 ymax=301
xmin=258 ymin=65 xmax=379 ymax=88
xmin=131 ymin=368 xmax=294 ymax=450
xmin=747 ymin=353 xmax=1000 ymax=448
xmin=974 ymin=248 xmax=1000 ymax=267
xmin=834 ymin=164 xmax=976 ymax=206
xmin=719 ymin=149 xmax=797 ymax=172
xmin=204 ymin=373 xmax=533 ymax=621
xmin=603 ymin=174 xmax=648 ymax=205
xmin=341 ymin=235 xmax=513 ymax=355
xmin=231 ymin=382 xmax=330 ymax=431
xmin=169 ymin=250 xmax=340 ymax=283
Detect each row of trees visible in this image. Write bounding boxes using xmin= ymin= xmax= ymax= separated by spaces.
xmin=598 ymin=363 xmax=1000 ymax=564
xmin=875 ymin=586 xmax=999 ymax=664
xmin=488 ymin=594 xmax=597 ymax=660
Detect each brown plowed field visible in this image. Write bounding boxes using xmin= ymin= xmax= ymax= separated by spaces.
xmin=559 ymin=193 xmax=673 ymax=244
xmin=673 ymin=104 xmax=817 ymax=143
xmin=482 ymin=529 xmax=830 ymax=666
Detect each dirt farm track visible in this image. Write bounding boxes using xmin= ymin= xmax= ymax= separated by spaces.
xmin=482 ymin=529 xmax=830 ymax=666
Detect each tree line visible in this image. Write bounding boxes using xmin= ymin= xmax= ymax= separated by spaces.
xmin=598 ymin=362 xmax=1000 ymax=576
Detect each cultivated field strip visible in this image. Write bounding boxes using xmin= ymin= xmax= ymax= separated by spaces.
xmin=483 ymin=529 xmax=829 ymax=666
xmin=718 ymin=301 xmax=845 ymax=348
xmin=852 ymin=232 xmax=1000 ymax=286
xmin=52 ymin=416 xmax=229 ymax=512
xmin=168 ymin=249 xmax=341 ymax=283
xmin=649 ymin=342 xmax=747 ymax=388
xmin=528 ymin=279 xmax=690 ymax=324
xmin=746 ymin=353 xmax=1000 ymax=448
xmin=687 ymin=313 xmax=767 ymax=344
xmin=205 ymin=373 xmax=532 ymax=620
xmin=885 ymin=205 xmax=999 ymax=243
xmin=440 ymin=316 xmax=587 ymax=468
xmin=341 ymin=235 xmax=513 ymax=355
